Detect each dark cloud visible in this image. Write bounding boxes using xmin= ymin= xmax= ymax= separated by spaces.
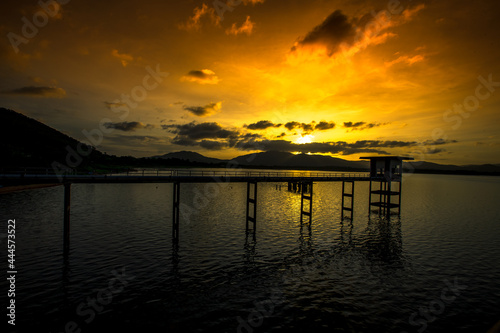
xmin=104 ymin=101 xmax=127 ymax=110
xmin=284 ymin=121 xmax=316 ymax=134
xmin=245 ymin=120 xmax=335 ymax=133
xmin=183 ymin=102 xmax=222 ymax=117
xmin=422 ymin=139 xmax=457 ymax=146
xmin=163 ymin=122 xmax=239 ymax=140
xmin=425 ymin=148 xmax=446 ymax=154
xmin=229 ymin=133 xmax=263 ymax=150
xmin=108 ymin=135 xmax=161 ymax=143
xmin=128 ymin=135 xmax=159 ymax=142
xmin=291 ymin=6 xmax=425 ymax=58
xmin=349 ymin=140 xmax=413 ymax=148
xmin=235 ymin=139 xmax=457 ymax=155
xmin=181 ymin=69 xmax=219 ymax=84
xmin=284 ymin=121 xmax=301 ymax=131
xmin=301 ymin=123 xmax=314 ymax=133
xmin=291 ymin=10 xmax=356 ymax=56
xmin=184 ymin=106 xmax=207 ymax=116
xmin=162 ymin=120 xmax=457 ymax=156
xmin=364 ymin=123 xmax=383 ymax=129
xmin=187 ymin=70 xmax=209 ymax=79
xmin=171 ymin=137 xmax=198 ymax=147
xmin=344 ymin=121 xmax=366 ymax=128
xmin=200 ymin=140 xmax=226 ymax=150
xmin=104 ymin=121 xmax=155 ymax=132
xmin=104 ymin=135 xmax=170 ymax=154
xmin=2 ymin=86 xmax=66 ymax=98
xmin=246 ymin=120 xmax=282 ymax=130
xmin=236 ymin=133 xmax=262 ymax=141
xmin=164 ymin=122 xmax=264 ymax=150
xmin=343 ymin=122 xmax=389 ymax=131
xmin=315 ymin=121 xmax=336 ymax=130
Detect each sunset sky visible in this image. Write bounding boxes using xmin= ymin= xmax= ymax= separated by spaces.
xmin=1 ymin=0 xmax=499 ymax=164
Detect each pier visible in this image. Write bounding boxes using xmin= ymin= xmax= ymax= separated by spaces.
xmin=1 ymin=156 xmax=412 ymax=249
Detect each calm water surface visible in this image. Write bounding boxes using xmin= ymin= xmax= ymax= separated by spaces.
xmin=1 ymin=172 xmax=500 ymax=332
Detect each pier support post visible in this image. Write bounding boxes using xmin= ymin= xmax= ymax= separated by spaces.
xmin=172 ymin=182 xmax=180 ymax=242
xmin=386 ymin=180 xmax=392 ymax=218
xmin=368 ymin=180 xmax=372 ymax=214
xmin=63 ymin=183 xmax=71 ymax=252
xmin=368 ymin=179 xmax=402 ymax=218
xmin=341 ymin=181 xmax=354 ymax=220
xmin=300 ymin=181 xmax=313 ymax=224
xmin=397 ymin=180 xmax=402 ymax=215
xmin=246 ymin=182 xmax=257 ymax=233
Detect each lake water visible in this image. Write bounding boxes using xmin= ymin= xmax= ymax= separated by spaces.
xmin=1 ymin=172 xmax=500 ymax=332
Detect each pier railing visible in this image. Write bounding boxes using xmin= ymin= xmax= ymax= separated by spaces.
xmin=0 ymin=168 xmax=370 ymax=180
xmin=114 ymin=170 xmax=370 ymax=178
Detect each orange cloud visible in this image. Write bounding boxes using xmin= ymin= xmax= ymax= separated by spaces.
xmin=226 ymin=16 xmax=254 ymax=36
xmin=178 ymin=4 xmax=221 ymax=31
xmin=385 ymin=54 xmax=425 ymax=67
xmin=111 ymin=50 xmax=134 ymax=67
xmin=289 ymin=4 xmax=426 ymax=63
xmin=242 ymin=0 xmax=265 ymax=4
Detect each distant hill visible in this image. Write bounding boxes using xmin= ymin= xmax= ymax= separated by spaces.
xmin=405 ymin=161 xmax=463 ymax=172
xmin=0 ymin=107 xmax=106 ymax=169
xmin=153 ymin=151 xmax=228 ymax=165
xmin=231 ymin=151 xmax=368 ymax=170
xmin=405 ymin=161 xmax=500 ymax=174
xmin=154 ymin=150 xmax=368 ymax=171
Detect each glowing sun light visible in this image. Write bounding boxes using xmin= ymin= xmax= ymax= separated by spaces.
xmin=295 ymin=135 xmax=314 ymax=144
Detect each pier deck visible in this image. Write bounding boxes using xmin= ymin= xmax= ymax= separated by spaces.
xmin=1 ymin=170 xmax=373 ymax=186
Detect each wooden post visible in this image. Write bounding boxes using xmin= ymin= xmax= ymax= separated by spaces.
xmin=368 ymin=180 xmax=372 ymax=215
xmin=300 ymin=181 xmax=313 ymax=224
xmin=398 ymin=180 xmax=402 ymax=215
xmin=341 ymin=181 xmax=345 ymax=218
xmin=63 ymin=183 xmax=71 ymax=252
xmin=309 ymin=182 xmax=313 ymax=220
xmin=385 ymin=179 xmax=392 ymax=219
xmin=246 ymin=182 xmax=257 ymax=232
xmin=253 ymin=183 xmax=257 ymax=226
xmin=377 ymin=181 xmax=381 ymax=215
xmin=172 ymin=182 xmax=180 ymax=242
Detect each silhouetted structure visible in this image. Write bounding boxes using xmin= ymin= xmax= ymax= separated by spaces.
xmin=1 ymin=157 xmax=413 ymax=248
xmin=360 ymin=156 xmax=414 ymax=217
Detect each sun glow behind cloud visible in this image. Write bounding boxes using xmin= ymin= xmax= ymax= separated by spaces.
xmin=295 ymin=135 xmax=315 ymax=144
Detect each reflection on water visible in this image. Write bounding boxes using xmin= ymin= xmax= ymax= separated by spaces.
xmin=1 ymin=173 xmax=500 ymax=332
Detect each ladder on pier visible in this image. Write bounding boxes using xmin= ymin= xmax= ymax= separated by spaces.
xmin=246 ymin=181 xmax=257 ymax=233
xmin=341 ymin=181 xmax=355 ymax=220
xmin=300 ymin=181 xmax=313 ymax=224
